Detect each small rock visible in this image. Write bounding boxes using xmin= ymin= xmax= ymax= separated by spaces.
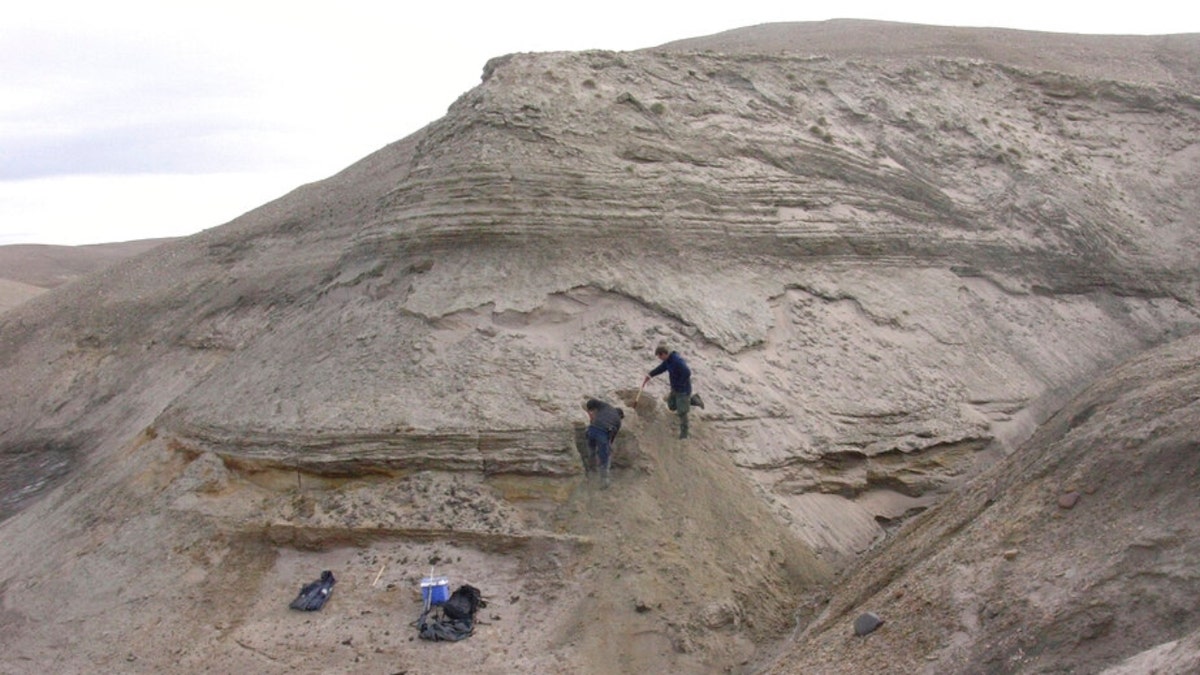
xmin=854 ymin=612 xmax=884 ymax=636
xmin=1003 ymin=549 xmax=1019 ymax=560
xmin=1058 ymin=492 xmax=1081 ymax=509
xmin=700 ymin=600 xmax=740 ymax=629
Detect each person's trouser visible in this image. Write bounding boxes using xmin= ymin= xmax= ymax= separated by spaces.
xmin=665 ymin=391 xmax=691 ymax=437
xmin=586 ymin=425 xmax=613 ymax=482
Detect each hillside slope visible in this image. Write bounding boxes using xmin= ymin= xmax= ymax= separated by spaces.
xmin=1 ymin=21 xmax=1198 ymax=673
xmin=656 ymin=19 xmax=1200 ymax=91
xmin=0 ymin=278 xmax=44 ymax=315
xmin=0 ymin=239 xmax=175 ymax=315
xmin=0 ymin=239 xmax=176 ymax=289
xmin=762 ymin=332 xmax=1200 ymax=674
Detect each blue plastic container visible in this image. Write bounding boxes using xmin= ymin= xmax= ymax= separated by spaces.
xmin=420 ymin=576 xmax=450 ymax=605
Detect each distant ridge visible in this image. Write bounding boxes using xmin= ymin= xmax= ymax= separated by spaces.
xmin=0 ymin=238 xmax=177 ymax=289
xmin=652 ymin=19 xmax=1200 ymax=91
xmin=0 ymin=278 xmax=44 ymax=314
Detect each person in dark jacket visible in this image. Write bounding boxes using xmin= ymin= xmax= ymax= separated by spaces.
xmin=585 ymin=398 xmax=623 ymax=488
xmin=643 ymin=343 xmax=703 ymax=439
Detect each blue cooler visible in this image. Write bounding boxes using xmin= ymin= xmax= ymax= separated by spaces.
xmin=420 ymin=576 xmax=450 ymax=606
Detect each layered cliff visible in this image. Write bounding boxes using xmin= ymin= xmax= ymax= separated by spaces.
xmin=1 ymin=21 xmax=1198 ymax=673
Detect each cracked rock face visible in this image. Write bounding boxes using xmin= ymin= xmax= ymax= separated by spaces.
xmin=0 ymin=21 xmax=1199 ymax=674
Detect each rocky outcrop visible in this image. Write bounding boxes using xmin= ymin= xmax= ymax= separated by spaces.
xmin=154 ymin=45 xmax=1200 ymax=561
xmin=0 ymin=21 xmax=1198 ymax=674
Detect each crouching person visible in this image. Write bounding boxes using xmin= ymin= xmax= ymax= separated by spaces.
xmin=585 ymin=398 xmax=623 ymax=489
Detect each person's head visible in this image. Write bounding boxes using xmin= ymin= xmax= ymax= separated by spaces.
xmin=585 ymin=398 xmax=603 ymax=412
xmin=655 ymin=343 xmax=670 ymax=360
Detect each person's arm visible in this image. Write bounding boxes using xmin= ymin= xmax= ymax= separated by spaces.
xmin=647 ymin=361 xmax=668 ymax=378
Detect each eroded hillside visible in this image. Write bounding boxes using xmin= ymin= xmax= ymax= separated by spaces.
xmin=1 ymin=21 xmax=1198 ymax=674
xmin=763 ymin=332 xmax=1200 ymax=674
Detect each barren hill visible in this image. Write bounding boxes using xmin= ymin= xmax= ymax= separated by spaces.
xmin=0 ymin=239 xmax=176 ymax=314
xmin=0 ymin=278 xmax=44 ymax=315
xmin=1 ymin=20 xmax=1198 ymax=674
xmin=0 ymin=239 xmax=176 ymax=289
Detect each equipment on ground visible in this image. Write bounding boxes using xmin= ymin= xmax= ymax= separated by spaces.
xmin=417 ymin=584 xmax=487 ymax=642
xmin=289 ymin=570 xmax=336 ymax=611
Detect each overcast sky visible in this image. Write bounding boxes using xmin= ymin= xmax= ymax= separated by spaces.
xmin=3 ymin=1 xmax=1197 ymax=246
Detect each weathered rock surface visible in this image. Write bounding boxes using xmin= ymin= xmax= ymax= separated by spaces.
xmin=764 ymin=332 xmax=1200 ymax=674
xmin=0 ymin=20 xmax=1198 ymax=674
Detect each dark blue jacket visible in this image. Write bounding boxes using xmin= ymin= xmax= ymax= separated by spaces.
xmin=586 ymin=398 xmax=624 ymax=435
xmin=649 ymin=351 xmax=692 ymax=395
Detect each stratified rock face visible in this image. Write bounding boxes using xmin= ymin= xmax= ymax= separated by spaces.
xmin=3 ymin=41 xmax=1200 ymax=548
xmin=0 ymin=22 xmax=1198 ymax=674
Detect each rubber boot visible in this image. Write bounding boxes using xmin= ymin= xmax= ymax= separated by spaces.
xmin=679 ymin=414 xmax=689 ymax=440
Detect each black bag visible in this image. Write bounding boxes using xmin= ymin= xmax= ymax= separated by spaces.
xmin=442 ymin=584 xmax=485 ymax=621
xmin=289 ymin=570 xmax=336 ymax=611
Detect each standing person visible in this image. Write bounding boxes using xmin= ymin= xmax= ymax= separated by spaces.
xmin=643 ymin=343 xmax=704 ymax=439
xmin=584 ymin=398 xmax=623 ymax=488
